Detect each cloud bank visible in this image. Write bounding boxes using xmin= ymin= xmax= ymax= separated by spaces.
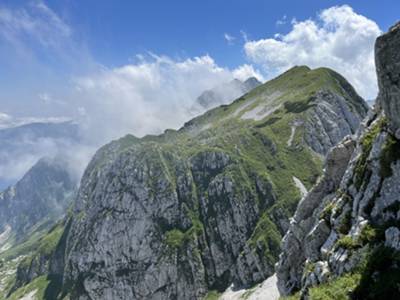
xmin=245 ymin=5 xmax=381 ymax=99
xmin=73 ymin=54 xmax=262 ymax=144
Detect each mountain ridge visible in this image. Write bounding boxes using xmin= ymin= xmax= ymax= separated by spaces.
xmin=57 ymin=65 xmax=367 ymax=299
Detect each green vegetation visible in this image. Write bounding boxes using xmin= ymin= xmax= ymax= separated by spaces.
xmin=353 ymin=245 xmax=400 ymax=300
xmin=308 ymin=273 xmax=361 ymax=300
xmin=7 ymin=276 xmax=50 ymax=300
xmin=380 ymin=133 xmax=400 ymax=178
xmin=18 ymin=221 xmax=64 ymax=272
xmin=336 ymin=236 xmax=359 ymax=250
xmin=354 ymin=117 xmax=386 ymax=190
xmin=337 ymin=210 xmax=352 ymax=235
xmin=247 ymin=214 xmax=282 ymax=266
xmin=358 ymin=224 xmax=378 ymax=245
xmin=165 ymin=229 xmax=185 ymax=249
xmin=280 ymin=291 xmax=301 ymax=300
xmin=320 ymin=202 xmax=335 ymax=223
xmin=203 ymin=290 xmax=221 ymax=300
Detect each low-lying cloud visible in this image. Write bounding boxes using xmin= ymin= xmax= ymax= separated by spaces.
xmin=73 ymin=54 xmax=262 ymax=144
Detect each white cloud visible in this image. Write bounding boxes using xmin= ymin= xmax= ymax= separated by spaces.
xmin=244 ymin=5 xmax=381 ymax=99
xmin=73 ymin=54 xmax=242 ymax=144
xmin=0 ymin=0 xmax=71 ymax=55
xmin=0 ymin=112 xmax=71 ymax=129
xmin=224 ymin=33 xmax=236 ymax=45
xmin=232 ymin=64 xmax=264 ymax=82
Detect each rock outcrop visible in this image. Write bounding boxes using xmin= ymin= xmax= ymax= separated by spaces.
xmin=376 ymin=22 xmax=400 ymax=135
xmin=277 ymin=22 xmax=400 ymax=299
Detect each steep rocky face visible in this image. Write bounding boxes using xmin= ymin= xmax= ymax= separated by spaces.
xmin=0 ymin=157 xmax=76 ymax=249
xmin=277 ymin=22 xmax=400 ymax=299
xmin=194 ymin=77 xmax=262 ymax=111
xmin=376 ymin=22 xmax=400 ymax=135
xmin=60 ymin=66 xmax=367 ymax=299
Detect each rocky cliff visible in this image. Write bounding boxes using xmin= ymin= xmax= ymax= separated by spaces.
xmin=277 ymin=22 xmax=400 ymax=300
xmin=53 ymin=66 xmax=368 ymax=300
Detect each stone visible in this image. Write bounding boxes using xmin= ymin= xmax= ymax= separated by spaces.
xmin=375 ymin=21 xmax=400 ymax=132
xmin=385 ymin=227 xmax=400 ymax=251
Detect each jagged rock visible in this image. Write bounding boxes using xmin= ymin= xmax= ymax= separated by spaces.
xmin=305 ymin=91 xmax=367 ymax=155
xmin=276 ymin=136 xmax=356 ymax=295
xmin=376 ymin=22 xmax=400 ymax=133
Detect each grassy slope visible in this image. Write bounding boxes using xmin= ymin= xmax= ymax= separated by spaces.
xmin=0 ymin=222 xmax=65 ymax=300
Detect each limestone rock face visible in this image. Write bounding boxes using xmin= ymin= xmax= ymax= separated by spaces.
xmin=305 ymin=91 xmax=366 ymax=155
xmin=63 ymin=145 xmax=275 ymax=300
xmin=276 ymin=136 xmax=356 ymax=295
xmin=277 ymin=22 xmax=400 ymax=298
xmin=376 ymin=22 xmax=400 ymax=132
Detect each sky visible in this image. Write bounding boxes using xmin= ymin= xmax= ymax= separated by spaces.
xmin=0 ymin=0 xmax=399 ymax=183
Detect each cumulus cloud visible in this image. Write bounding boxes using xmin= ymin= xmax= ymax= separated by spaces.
xmin=232 ymin=64 xmax=264 ymax=82
xmin=244 ymin=5 xmax=381 ymax=99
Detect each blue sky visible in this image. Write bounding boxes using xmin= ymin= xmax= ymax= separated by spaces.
xmin=0 ymin=1 xmax=399 ymax=132
xmin=3 ymin=0 xmax=399 ymax=70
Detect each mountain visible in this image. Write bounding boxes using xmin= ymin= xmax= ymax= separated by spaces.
xmin=193 ymin=77 xmax=262 ymax=111
xmin=1 ymin=64 xmax=368 ymax=299
xmin=0 ymin=156 xmax=77 ymax=299
xmin=0 ymin=121 xmax=80 ymax=190
xmin=30 ymin=66 xmax=366 ymax=300
xmin=0 ymin=157 xmax=76 ymax=251
xmin=277 ymin=22 xmax=400 ymax=299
